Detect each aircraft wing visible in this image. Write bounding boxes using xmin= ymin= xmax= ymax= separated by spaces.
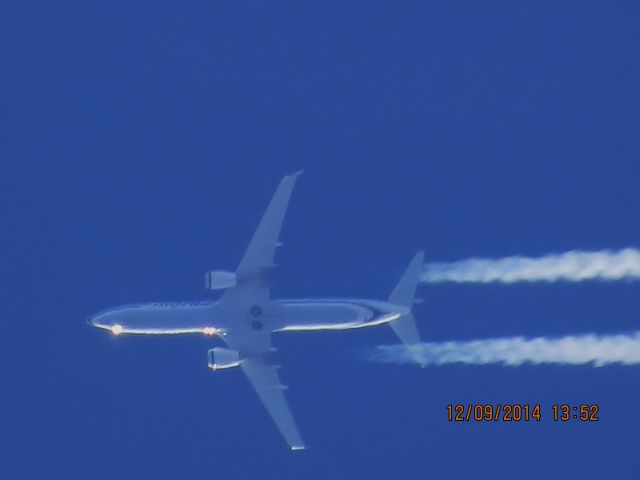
xmin=241 ymin=355 xmax=305 ymax=450
xmin=224 ymin=330 xmax=305 ymax=450
xmin=222 ymin=172 xmax=301 ymax=303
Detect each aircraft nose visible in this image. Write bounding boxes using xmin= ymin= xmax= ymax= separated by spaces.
xmin=87 ymin=314 xmax=98 ymax=326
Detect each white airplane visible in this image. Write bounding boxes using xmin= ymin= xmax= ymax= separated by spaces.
xmin=89 ymin=172 xmax=425 ymax=450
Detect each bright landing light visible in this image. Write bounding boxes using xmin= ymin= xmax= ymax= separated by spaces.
xmin=203 ymin=327 xmax=217 ymax=336
xmin=111 ymin=324 xmax=123 ymax=335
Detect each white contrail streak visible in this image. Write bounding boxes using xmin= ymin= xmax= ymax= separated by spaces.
xmin=421 ymin=248 xmax=640 ymax=283
xmin=370 ymin=332 xmax=640 ymax=366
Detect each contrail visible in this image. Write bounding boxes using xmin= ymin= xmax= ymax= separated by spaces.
xmin=370 ymin=332 xmax=640 ymax=366
xmin=421 ymin=248 xmax=640 ymax=283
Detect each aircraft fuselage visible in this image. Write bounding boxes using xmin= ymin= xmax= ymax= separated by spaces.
xmin=89 ymin=298 xmax=405 ymax=337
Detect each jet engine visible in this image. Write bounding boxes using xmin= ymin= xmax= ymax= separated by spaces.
xmin=205 ymin=270 xmax=237 ymax=290
xmin=207 ymin=347 xmax=241 ymax=371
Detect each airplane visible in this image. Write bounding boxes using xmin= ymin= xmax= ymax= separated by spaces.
xmin=89 ymin=172 xmax=425 ymax=450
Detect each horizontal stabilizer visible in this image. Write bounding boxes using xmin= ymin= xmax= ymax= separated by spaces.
xmin=389 ymin=313 xmax=425 ymax=367
xmin=389 ymin=251 xmax=426 ymax=367
xmin=389 ymin=251 xmax=424 ymax=308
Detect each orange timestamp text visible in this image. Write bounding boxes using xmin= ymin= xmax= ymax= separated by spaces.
xmin=446 ymin=404 xmax=601 ymax=422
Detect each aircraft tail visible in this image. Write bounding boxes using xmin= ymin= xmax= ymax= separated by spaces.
xmin=388 ymin=251 xmax=426 ymax=367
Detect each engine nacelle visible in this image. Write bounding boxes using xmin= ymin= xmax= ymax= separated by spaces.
xmin=205 ymin=270 xmax=237 ymax=290
xmin=207 ymin=347 xmax=241 ymax=371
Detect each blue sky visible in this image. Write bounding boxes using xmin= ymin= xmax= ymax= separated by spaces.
xmin=2 ymin=2 xmax=639 ymax=478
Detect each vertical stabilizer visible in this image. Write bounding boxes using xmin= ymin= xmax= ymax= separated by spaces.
xmin=388 ymin=251 xmax=426 ymax=367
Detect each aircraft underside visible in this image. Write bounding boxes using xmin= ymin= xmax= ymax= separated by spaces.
xmin=90 ymin=172 xmax=425 ymax=450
